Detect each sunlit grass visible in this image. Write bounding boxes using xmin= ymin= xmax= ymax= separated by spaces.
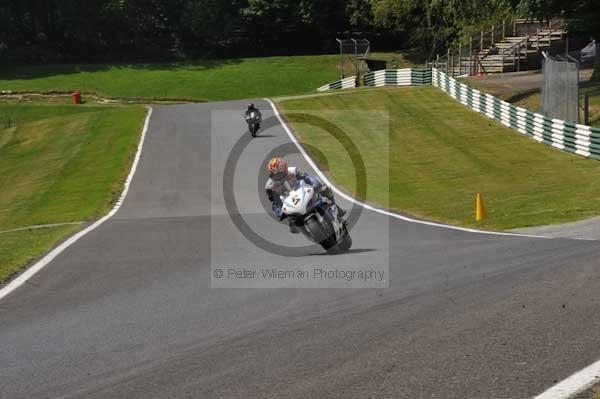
xmin=0 ymin=103 xmax=145 ymax=282
xmin=280 ymin=86 xmax=600 ymax=230
xmin=0 ymin=52 xmax=414 ymax=101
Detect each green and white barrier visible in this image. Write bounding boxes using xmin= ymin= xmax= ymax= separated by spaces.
xmin=411 ymin=69 xmax=432 ymax=85
xmin=317 ymin=76 xmax=357 ymax=92
xmin=364 ymin=69 xmax=412 ymax=87
xmin=363 ymin=68 xmax=432 ymax=87
xmin=432 ymin=67 xmax=600 ymax=160
xmin=316 ymin=69 xmax=432 ymax=91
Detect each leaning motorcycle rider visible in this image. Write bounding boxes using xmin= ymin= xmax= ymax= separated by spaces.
xmin=265 ymin=157 xmax=345 ymax=233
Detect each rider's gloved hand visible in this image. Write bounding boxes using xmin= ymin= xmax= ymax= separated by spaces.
xmin=274 ymin=206 xmax=286 ymax=221
xmin=308 ymin=176 xmax=321 ymax=190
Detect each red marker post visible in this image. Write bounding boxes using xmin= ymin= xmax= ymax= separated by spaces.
xmin=72 ymin=90 xmax=82 ymax=104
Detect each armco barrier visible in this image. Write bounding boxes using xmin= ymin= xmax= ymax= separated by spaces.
xmin=363 ymin=68 xmax=432 ymax=87
xmin=317 ymin=76 xmax=357 ymax=92
xmin=432 ymin=67 xmax=600 ymax=160
xmin=316 ymin=69 xmax=432 ymax=91
xmin=411 ymin=69 xmax=432 ymax=85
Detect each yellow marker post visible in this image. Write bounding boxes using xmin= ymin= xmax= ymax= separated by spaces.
xmin=476 ymin=193 xmax=487 ymax=221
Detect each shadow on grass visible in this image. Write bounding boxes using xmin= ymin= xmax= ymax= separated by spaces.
xmin=399 ymin=48 xmax=428 ymax=66
xmin=0 ymin=58 xmax=244 ymax=80
xmin=581 ymin=79 xmax=600 ymax=98
xmin=505 ymin=88 xmax=540 ymax=103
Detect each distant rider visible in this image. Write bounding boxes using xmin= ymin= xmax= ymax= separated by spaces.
xmin=245 ymin=103 xmax=262 ymax=123
xmin=265 ymin=157 xmax=345 ymax=233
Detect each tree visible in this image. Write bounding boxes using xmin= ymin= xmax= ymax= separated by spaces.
xmin=346 ymin=0 xmax=373 ymax=29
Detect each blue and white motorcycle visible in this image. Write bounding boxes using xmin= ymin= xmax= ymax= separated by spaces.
xmin=280 ymin=180 xmax=352 ymax=254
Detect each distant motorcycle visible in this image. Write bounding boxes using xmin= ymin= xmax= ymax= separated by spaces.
xmin=280 ymin=180 xmax=352 ymax=254
xmin=245 ymin=110 xmax=262 ymax=137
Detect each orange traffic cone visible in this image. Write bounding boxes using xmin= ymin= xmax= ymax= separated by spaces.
xmin=476 ymin=193 xmax=487 ymax=222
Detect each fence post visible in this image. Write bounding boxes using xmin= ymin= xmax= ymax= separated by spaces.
xmin=351 ymin=38 xmax=358 ymax=79
xmin=446 ymin=49 xmax=450 ymax=74
xmin=513 ymin=20 xmax=516 ymax=36
xmin=336 ymin=38 xmax=344 ymax=80
xmin=450 ymin=54 xmax=454 ymax=77
xmin=480 ymin=30 xmax=484 ymax=50
xmin=469 ymin=38 xmax=473 ymax=75
xmin=577 ymin=58 xmax=580 ymax=123
xmin=502 ymin=19 xmax=506 ymax=39
xmin=458 ymin=43 xmax=462 ymax=75
xmin=491 ymin=24 xmax=495 ymax=45
xmin=584 ymin=93 xmax=590 ymax=125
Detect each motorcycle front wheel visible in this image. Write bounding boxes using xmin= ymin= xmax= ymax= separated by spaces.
xmin=249 ymin=123 xmax=259 ymax=137
xmin=338 ymin=234 xmax=352 ymax=252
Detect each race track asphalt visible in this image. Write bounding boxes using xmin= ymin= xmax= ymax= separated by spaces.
xmin=1 ymin=100 xmax=600 ymax=399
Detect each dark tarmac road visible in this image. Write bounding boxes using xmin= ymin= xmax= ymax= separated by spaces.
xmin=1 ymin=100 xmax=600 ymax=399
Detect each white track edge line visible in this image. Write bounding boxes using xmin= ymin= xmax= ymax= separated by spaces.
xmin=533 ymin=359 xmax=600 ymax=399
xmin=269 ymin=97 xmax=600 ymax=398
xmin=264 ymin=98 xmax=546 ymax=239
xmin=0 ymin=106 xmax=153 ymax=302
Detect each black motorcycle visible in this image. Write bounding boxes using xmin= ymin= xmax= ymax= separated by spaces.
xmin=245 ymin=110 xmax=261 ymax=137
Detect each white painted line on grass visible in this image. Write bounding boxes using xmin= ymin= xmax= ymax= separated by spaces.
xmin=265 ymin=98 xmax=546 ymax=239
xmin=533 ymin=359 xmax=600 ymax=399
xmin=0 ymin=107 xmax=153 ymax=302
xmin=0 ymin=222 xmax=86 ymax=235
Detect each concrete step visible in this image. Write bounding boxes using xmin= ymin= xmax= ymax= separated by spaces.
xmin=495 ymin=43 xmax=522 ymax=47
xmin=502 ymin=36 xmax=528 ymax=42
xmin=537 ymin=30 xmax=566 ymax=35
xmin=478 ymin=54 xmax=527 ymax=61
xmin=442 ymin=27 xmax=567 ymax=76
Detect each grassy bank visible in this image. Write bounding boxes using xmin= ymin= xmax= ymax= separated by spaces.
xmin=464 ymin=71 xmax=600 ymax=127
xmin=278 ymin=86 xmax=600 ymax=230
xmin=510 ymin=80 xmax=600 ymax=127
xmin=0 ymin=103 xmax=146 ymax=282
xmin=0 ymin=52 xmax=413 ymax=102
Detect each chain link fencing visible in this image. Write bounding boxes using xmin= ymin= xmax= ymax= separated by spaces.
xmin=540 ymin=52 xmax=580 ymax=123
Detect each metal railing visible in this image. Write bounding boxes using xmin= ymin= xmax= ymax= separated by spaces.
xmin=487 ymin=19 xmax=566 ymax=73
xmin=428 ymin=18 xmax=512 ymax=76
xmin=428 ymin=17 xmax=565 ymax=76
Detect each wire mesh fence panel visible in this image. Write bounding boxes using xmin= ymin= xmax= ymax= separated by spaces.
xmin=337 ymin=38 xmax=370 ymax=78
xmin=540 ymin=54 xmax=579 ymax=123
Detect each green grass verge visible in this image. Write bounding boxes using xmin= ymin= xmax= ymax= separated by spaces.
xmin=278 ymin=86 xmax=600 ymax=230
xmin=0 ymin=52 xmax=414 ymax=102
xmin=0 ymin=225 xmax=81 ymax=281
xmin=0 ymin=102 xmax=146 ymax=282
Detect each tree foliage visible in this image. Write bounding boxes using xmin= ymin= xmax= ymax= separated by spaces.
xmin=0 ymin=0 xmax=597 ymax=63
